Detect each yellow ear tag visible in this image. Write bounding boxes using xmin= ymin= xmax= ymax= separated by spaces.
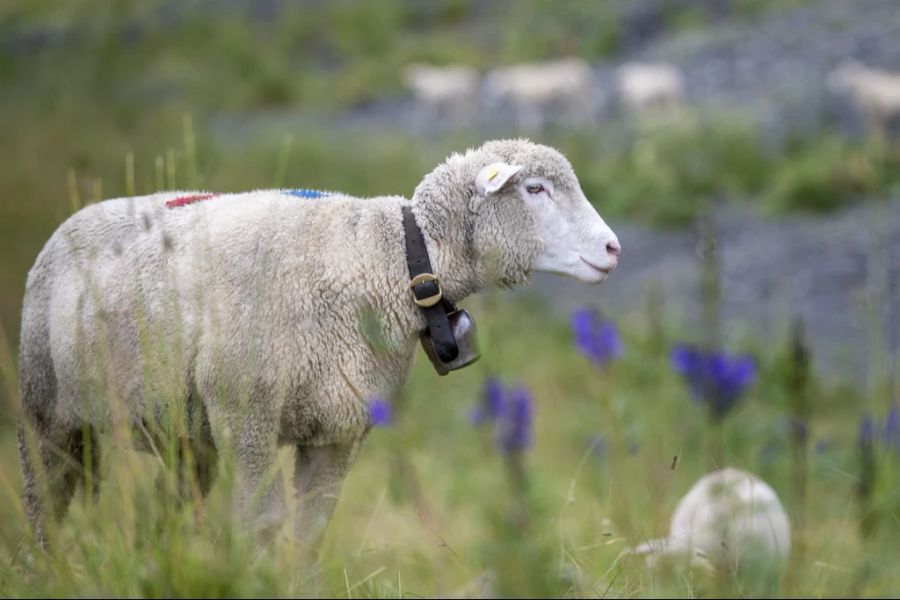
xmin=487 ymin=166 xmax=499 ymax=181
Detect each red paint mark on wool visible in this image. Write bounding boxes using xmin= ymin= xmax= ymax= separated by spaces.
xmin=165 ymin=193 xmax=218 ymax=208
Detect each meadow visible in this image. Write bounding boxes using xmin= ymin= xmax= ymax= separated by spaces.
xmin=1 ymin=287 xmax=898 ymax=597
xmin=1 ymin=1 xmax=899 ymax=597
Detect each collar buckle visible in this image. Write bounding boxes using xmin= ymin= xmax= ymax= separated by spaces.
xmin=408 ymin=272 xmax=443 ymax=307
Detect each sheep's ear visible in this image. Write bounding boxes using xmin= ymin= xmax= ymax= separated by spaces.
xmin=475 ymin=162 xmax=522 ymax=196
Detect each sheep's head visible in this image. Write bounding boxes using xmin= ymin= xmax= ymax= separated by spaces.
xmin=467 ymin=139 xmax=620 ymax=286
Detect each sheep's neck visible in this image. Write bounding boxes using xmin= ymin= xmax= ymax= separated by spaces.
xmin=409 ymin=206 xmax=482 ymax=305
xmin=419 ymin=228 xmax=481 ymax=305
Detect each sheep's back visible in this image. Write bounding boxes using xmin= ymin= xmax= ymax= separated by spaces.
xmin=31 ymin=190 xmax=414 ymax=436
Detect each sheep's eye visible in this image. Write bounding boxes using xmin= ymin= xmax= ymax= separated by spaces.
xmin=526 ymin=183 xmax=545 ymax=195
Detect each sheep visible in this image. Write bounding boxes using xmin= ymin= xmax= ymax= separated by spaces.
xmin=627 ymin=468 xmax=791 ymax=575
xmin=616 ymin=62 xmax=685 ymax=113
xmin=828 ymin=60 xmax=900 ymax=138
xmin=483 ymin=58 xmax=596 ymax=132
xmin=18 ymin=139 xmax=621 ymax=548
xmin=403 ymin=63 xmax=480 ymax=132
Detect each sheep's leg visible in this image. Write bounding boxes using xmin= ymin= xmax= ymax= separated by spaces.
xmin=200 ymin=397 xmax=280 ymax=537
xmin=175 ymin=397 xmax=218 ymax=501
xmin=232 ymin=431 xmax=284 ymax=537
xmin=168 ymin=434 xmax=218 ymax=503
xmin=293 ymin=442 xmax=359 ymax=550
xmin=189 ymin=429 xmax=218 ymax=498
xmin=200 ymin=383 xmax=285 ymax=535
xmin=19 ymin=422 xmax=99 ymax=546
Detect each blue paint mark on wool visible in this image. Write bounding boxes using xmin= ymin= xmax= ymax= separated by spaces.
xmin=286 ymin=188 xmax=332 ymax=199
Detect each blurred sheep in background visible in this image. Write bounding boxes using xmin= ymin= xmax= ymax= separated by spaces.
xmin=616 ymin=61 xmax=685 ymax=113
xmin=627 ymin=468 xmax=791 ymax=574
xmin=404 ymin=63 xmax=480 ymax=132
xmin=828 ymin=61 xmax=900 ymax=138
xmin=483 ymin=58 xmax=597 ymax=132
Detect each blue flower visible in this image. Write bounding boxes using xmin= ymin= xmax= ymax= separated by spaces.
xmin=884 ymin=403 xmax=899 ymax=452
xmin=470 ymin=378 xmax=506 ymax=425
xmin=368 ymin=397 xmax=392 ymax=427
xmin=571 ymin=308 xmax=622 ymax=366
xmin=470 ymin=380 xmax=536 ymax=455
xmin=498 ymin=387 xmax=534 ymax=455
xmin=790 ymin=417 xmax=809 ymax=440
xmin=858 ymin=404 xmax=900 ymax=455
xmin=858 ymin=412 xmax=874 ymax=450
xmin=588 ymin=435 xmax=607 ymax=460
xmin=671 ymin=345 xmax=756 ymax=419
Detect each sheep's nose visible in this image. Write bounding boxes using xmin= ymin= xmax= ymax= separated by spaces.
xmin=606 ymin=238 xmax=621 ymax=258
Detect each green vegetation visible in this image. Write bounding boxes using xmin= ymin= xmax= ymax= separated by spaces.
xmin=574 ymin=116 xmax=900 ymax=225
xmin=0 ymin=296 xmax=897 ymax=597
xmin=0 ymin=2 xmax=897 ymax=596
xmin=2 ymin=0 xmax=896 ymax=338
xmin=4 ymin=111 xmax=899 ymax=353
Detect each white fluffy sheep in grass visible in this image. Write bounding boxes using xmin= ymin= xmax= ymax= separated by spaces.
xmin=483 ymin=58 xmax=596 ymax=132
xmin=404 ymin=63 xmax=480 ymax=130
xmin=18 ymin=139 xmax=620 ymax=547
xmin=829 ymin=61 xmax=900 ymax=137
xmin=616 ymin=62 xmax=685 ymax=113
xmin=628 ymin=468 xmax=791 ymax=574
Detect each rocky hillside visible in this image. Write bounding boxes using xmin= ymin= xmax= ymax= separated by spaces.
xmin=519 ymin=199 xmax=900 ymax=383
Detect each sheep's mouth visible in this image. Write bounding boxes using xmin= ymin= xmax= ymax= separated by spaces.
xmin=579 ymin=255 xmax=612 ymax=275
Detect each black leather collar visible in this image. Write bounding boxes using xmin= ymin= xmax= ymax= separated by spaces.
xmin=402 ymin=206 xmax=459 ymax=363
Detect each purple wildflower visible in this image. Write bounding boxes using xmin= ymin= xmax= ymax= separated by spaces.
xmin=588 ymin=435 xmax=607 ymax=460
xmin=884 ymin=403 xmax=899 ymax=452
xmin=368 ymin=397 xmax=392 ymax=427
xmin=470 ymin=378 xmax=506 ymax=425
xmin=790 ymin=416 xmax=809 ymax=441
xmin=857 ymin=412 xmax=874 ymax=451
xmin=571 ymin=308 xmax=622 ymax=366
xmin=470 ymin=380 xmax=536 ymax=455
xmin=498 ymin=387 xmax=534 ymax=455
xmin=671 ymin=345 xmax=756 ymax=419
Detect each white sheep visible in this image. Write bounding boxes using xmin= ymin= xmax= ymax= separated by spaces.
xmin=828 ymin=60 xmax=900 ymax=137
xmin=18 ymin=139 xmax=621 ymax=548
xmin=404 ymin=63 xmax=480 ymax=131
xmin=616 ymin=62 xmax=685 ymax=113
xmin=628 ymin=468 xmax=791 ymax=573
xmin=483 ymin=58 xmax=596 ymax=132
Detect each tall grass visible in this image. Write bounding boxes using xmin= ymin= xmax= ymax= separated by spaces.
xmin=1 ymin=272 xmax=897 ymax=596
